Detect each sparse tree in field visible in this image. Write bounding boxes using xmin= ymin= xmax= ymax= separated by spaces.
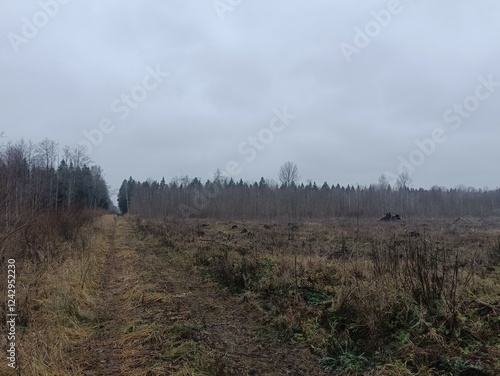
xmin=396 ymin=172 xmax=412 ymax=190
xmin=213 ymin=168 xmax=223 ymax=183
xmin=278 ymin=161 xmax=300 ymax=187
xmin=395 ymin=172 xmax=413 ymax=218
xmin=378 ymin=174 xmax=390 ymax=190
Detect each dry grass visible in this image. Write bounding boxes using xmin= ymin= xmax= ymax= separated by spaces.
xmin=136 ymin=216 xmax=500 ymax=376
xmin=2 ymin=215 xmax=497 ymax=375
xmin=0 ymin=215 xmax=110 ymax=375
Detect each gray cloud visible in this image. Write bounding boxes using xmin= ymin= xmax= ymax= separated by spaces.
xmin=1 ymin=0 xmax=500 ymax=200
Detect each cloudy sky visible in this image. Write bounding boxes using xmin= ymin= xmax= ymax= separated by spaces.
xmin=1 ymin=0 xmax=500 ymax=200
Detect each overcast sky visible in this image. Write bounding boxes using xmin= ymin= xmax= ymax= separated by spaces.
xmin=1 ymin=0 xmax=500 ymax=200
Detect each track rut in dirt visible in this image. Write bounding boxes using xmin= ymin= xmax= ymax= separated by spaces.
xmin=76 ymin=217 xmax=327 ymax=375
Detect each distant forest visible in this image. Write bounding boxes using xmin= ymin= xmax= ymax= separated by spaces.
xmin=0 ymin=138 xmax=110 ymax=215
xmin=119 ymin=163 xmax=500 ymax=220
xmin=0 ymin=137 xmax=112 ymax=256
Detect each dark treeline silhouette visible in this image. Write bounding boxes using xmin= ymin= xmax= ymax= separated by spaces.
xmin=0 ymin=137 xmax=111 ymax=260
xmin=0 ymin=138 xmax=110 ymax=214
xmin=118 ymin=174 xmax=500 ymax=220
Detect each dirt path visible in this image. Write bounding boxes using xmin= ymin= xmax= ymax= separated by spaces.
xmin=77 ymin=217 xmax=327 ymax=375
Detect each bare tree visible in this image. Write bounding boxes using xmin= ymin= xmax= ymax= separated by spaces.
xmin=62 ymin=145 xmax=91 ymax=168
xmin=72 ymin=144 xmax=91 ymax=168
xmin=213 ymin=168 xmax=228 ymax=185
xmin=396 ymin=172 xmax=412 ymax=190
xmin=36 ymin=138 xmax=59 ymax=170
xmin=265 ymin=178 xmax=279 ymax=188
xmin=180 ymin=175 xmax=191 ymax=187
xmin=278 ymin=161 xmax=300 ymax=187
xmin=378 ymin=174 xmax=390 ymax=190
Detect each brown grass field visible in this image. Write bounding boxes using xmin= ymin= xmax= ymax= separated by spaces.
xmin=1 ymin=214 xmax=499 ymax=375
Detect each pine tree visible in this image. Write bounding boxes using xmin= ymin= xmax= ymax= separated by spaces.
xmin=118 ymin=179 xmax=129 ymax=214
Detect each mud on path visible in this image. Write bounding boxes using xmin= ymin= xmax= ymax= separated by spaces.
xmin=73 ymin=217 xmax=327 ymax=375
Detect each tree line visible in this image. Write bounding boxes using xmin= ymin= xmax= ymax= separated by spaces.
xmin=118 ymin=163 xmax=500 ymax=220
xmin=0 ymin=137 xmax=111 ymax=260
xmin=0 ymin=138 xmax=110 ymax=215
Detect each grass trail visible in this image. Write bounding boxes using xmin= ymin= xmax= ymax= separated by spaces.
xmin=76 ymin=216 xmax=325 ymax=375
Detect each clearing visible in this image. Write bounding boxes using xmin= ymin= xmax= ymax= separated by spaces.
xmin=76 ymin=216 xmax=327 ymax=375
